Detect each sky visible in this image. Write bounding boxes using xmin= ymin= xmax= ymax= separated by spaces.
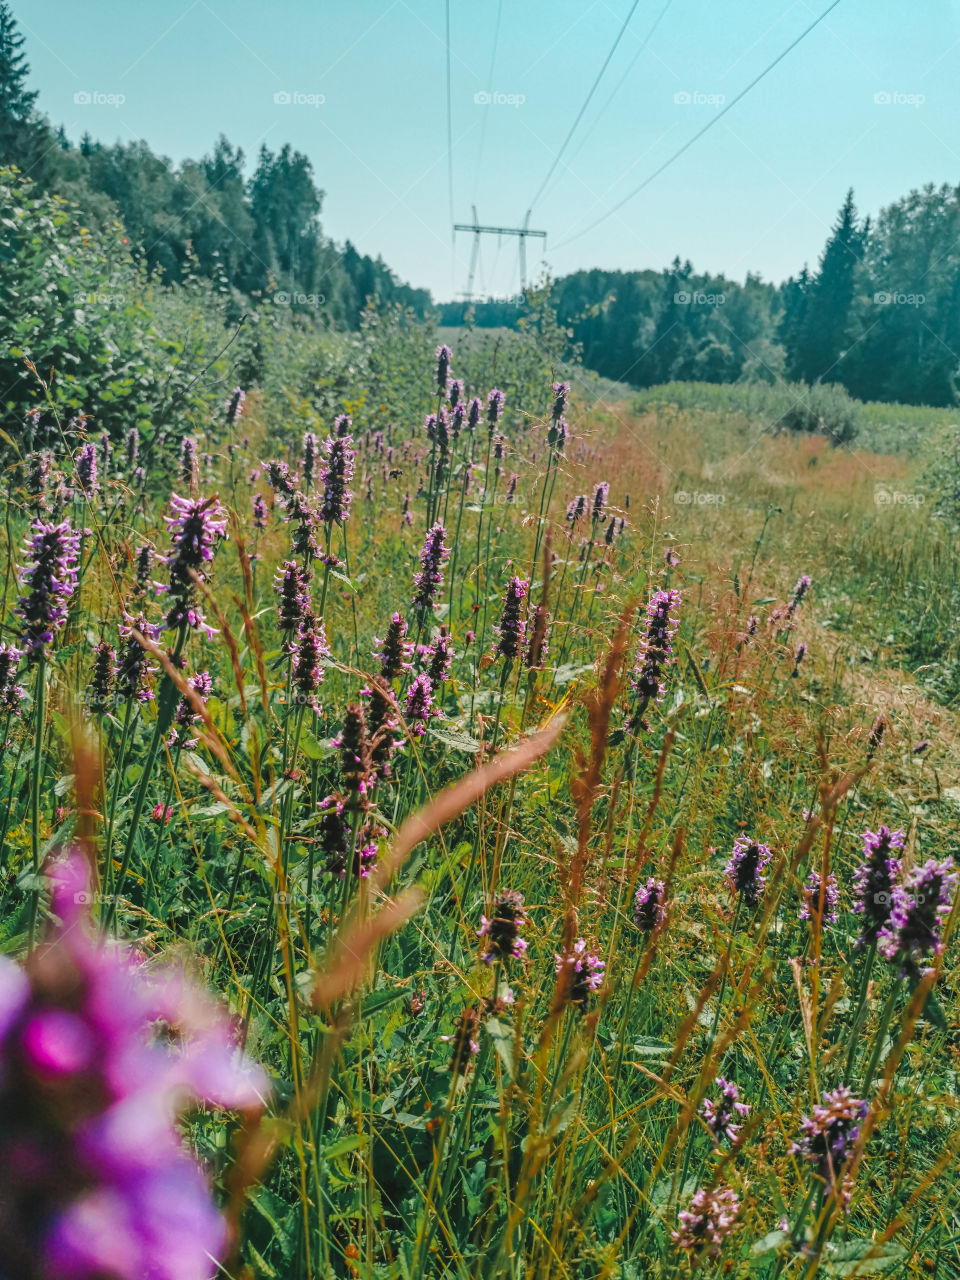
xmin=18 ymin=0 xmax=960 ymax=301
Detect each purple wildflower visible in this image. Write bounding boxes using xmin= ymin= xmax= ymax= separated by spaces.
xmin=374 ymin=613 xmax=414 ymax=680
xmin=15 ymin=519 xmax=81 ymax=661
xmin=701 ymin=1078 xmax=751 ymax=1144
xmin=799 ymin=869 xmax=839 ymax=924
xmin=673 ymin=1186 xmax=740 ymax=1258
xmin=89 ymin=642 xmax=117 ymax=715
xmin=725 ymin=836 xmax=773 ymax=909
xmin=404 ymin=672 xmax=438 ymax=737
xmin=160 ymin=494 xmax=228 ymax=637
xmin=436 ymin=344 xmax=452 ymax=394
xmin=179 ymin=438 xmax=197 ymax=488
xmin=0 ymin=643 xmax=26 ymax=715
xmin=866 ymin=715 xmax=885 ymax=761
xmin=551 ymin=381 xmax=569 ymax=424
xmin=125 ymin=427 xmax=139 ymax=470
xmin=790 ymin=1086 xmax=868 ymax=1197
xmin=879 ymin=856 xmax=957 ymax=978
xmin=116 ymin=616 xmax=158 ymax=704
xmin=262 ymin=460 xmax=297 ymax=506
xmin=443 ymin=1007 xmax=480 ymax=1076
xmin=291 ymin=613 xmax=329 ymax=712
xmin=449 ymin=378 xmax=463 ymax=409
xmin=591 ymin=481 xmax=609 ymax=523
xmin=274 ymin=560 xmax=311 ymax=649
xmin=225 ymin=386 xmax=246 ymax=424
xmin=486 ymin=388 xmax=505 ymax=428
xmin=627 ymin=588 xmax=681 ymax=729
xmin=524 ymin=602 xmax=550 ymax=671
xmin=493 ymin=576 xmax=528 ymax=662
xmin=252 ymin=493 xmax=267 ymax=530
xmin=554 ymin=939 xmax=605 ymax=1014
xmin=76 ymin=442 xmax=98 ymax=497
xmin=566 ymin=494 xmax=587 ymax=525
xmin=168 ymin=671 xmax=213 ymax=749
xmin=133 ymin=546 xmax=153 ymax=597
xmin=425 ymin=627 xmax=454 ymax=690
xmin=301 ymin=431 xmax=318 ymax=489
xmin=634 ymin=877 xmax=667 ymax=932
xmin=479 ymin=890 xmax=528 ymax=964
xmin=467 ymin=397 xmax=482 ymax=432
xmin=319 ymin=433 xmax=355 ymax=525
xmin=0 ymin=852 xmax=264 ymax=1280
xmin=411 ymin=522 xmax=450 ymax=624
xmin=788 ymin=574 xmax=811 ymax=615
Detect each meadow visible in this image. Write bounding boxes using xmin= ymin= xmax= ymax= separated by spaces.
xmin=2 ymin=309 xmax=960 ymax=1280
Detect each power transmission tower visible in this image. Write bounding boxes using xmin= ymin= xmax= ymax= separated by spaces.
xmin=454 ymin=209 xmax=546 ymax=299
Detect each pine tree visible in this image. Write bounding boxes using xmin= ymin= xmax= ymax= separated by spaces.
xmin=0 ymin=2 xmax=38 ymax=162
xmin=787 ymin=191 xmax=864 ymax=384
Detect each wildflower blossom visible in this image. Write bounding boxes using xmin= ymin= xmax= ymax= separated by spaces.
xmin=319 ymin=433 xmax=355 ymax=525
xmin=449 ymin=378 xmax=463 ymax=409
xmin=133 ymin=546 xmax=153 ymax=596
xmin=252 ymin=493 xmax=267 ymax=529
xmin=591 ymin=481 xmax=609 ymax=522
xmin=374 ymin=613 xmax=413 ymax=680
xmin=443 ymin=1007 xmax=480 ymax=1076
xmin=160 ymin=494 xmax=227 ymax=637
xmin=486 ymin=388 xmax=505 ymax=428
xmin=0 ymin=643 xmax=26 ymax=714
xmin=554 ymin=939 xmax=604 ymax=1013
xmin=425 ymin=627 xmax=454 ymax=690
xmin=566 ymin=494 xmax=587 ymax=525
xmin=788 ymin=573 xmax=811 ymax=615
xmin=791 ymin=1087 xmax=868 ymax=1198
xmin=725 ymin=836 xmax=773 ymax=909
xmin=701 ymin=1078 xmax=751 ymax=1144
xmin=404 ymin=672 xmax=438 ymax=736
xmin=479 ymin=890 xmax=528 ymax=964
xmin=627 ymin=588 xmax=680 ymax=729
xmin=225 ymin=386 xmax=246 ymax=423
xmin=274 ymin=560 xmax=311 ymax=649
xmin=301 ymin=431 xmax=318 ymax=489
xmin=168 ymin=671 xmax=212 ymax=749
xmin=467 ymin=397 xmax=482 ymax=431
xmin=151 ymin=802 xmax=173 ymax=824
xmin=89 ymin=642 xmax=117 ymax=715
xmin=525 ymin=602 xmax=550 ymax=671
xmin=800 ymin=869 xmax=839 ymax=924
xmin=291 ymin=613 xmax=329 ymax=711
xmin=879 ymin=856 xmax=957 ymax=978
xmin=493 ymin=576 xmax=528 ymax=662
xmin=125 ymin=426 xmax=139 ymax=469
xmin=634 ymin=877 xmax=667 ymax=932
xmin=0 ymin=853 xmax=264 ymax=1280
xmin=76 ymin=442 xmax=99 ymax=497
xmin=116 ymin=616 xmax=158 ymax=704
xmin=15 ymin=519 xmax=81 ymax=661
xmin=179 ymin=437 xmax=197 ymax=488
xmin=435 ymin=343 xmax=452 ymax=393
xmin=866 ymin=715 xmax=885 ymax=761
xmin=673 ymin=1186 xmax=740 ymax=1258
xmin=551 ymin=381 xmax=569 ymax=423
xmin=411 ymin=522 xmax=449 ymax=624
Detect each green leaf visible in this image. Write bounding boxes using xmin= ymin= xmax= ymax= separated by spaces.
xmin=824 ymin=1241 xmax=907 ymax=1275
xmin=358 ymin=986 xmax=408 ymax=1019
xmin=429 ymin=726 xmax=481 ymax=753
xmin=750 ymin=1230 xmax=789 ymax=1257
xmin=485 ymin=1016 xmax=515 ymax=1080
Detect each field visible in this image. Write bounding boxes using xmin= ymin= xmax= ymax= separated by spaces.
xmin=3 ymin=323 xmax=960 ymax=1280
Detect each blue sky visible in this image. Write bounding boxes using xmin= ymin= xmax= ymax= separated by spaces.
xmin=19 ymin=0 xmax=960 ymax=300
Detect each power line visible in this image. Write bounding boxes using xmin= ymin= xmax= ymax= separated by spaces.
xmin=540 ymin=0 xmax=674 ymax=206
xmin=553 ymin=0 xmax=844 ymax=251
xmin=472 ymin=0 xmax=504 ymax=205
xmin=526 ymin=0 xmax=642 ymax=217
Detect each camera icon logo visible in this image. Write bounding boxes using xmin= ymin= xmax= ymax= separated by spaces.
xmin=273 ymin=90 xmax=292 ymax=105
xmin=74 ymin=90 xmax=92 ymax=105
xmin=474 ymin=90 xmax=491 ymax=105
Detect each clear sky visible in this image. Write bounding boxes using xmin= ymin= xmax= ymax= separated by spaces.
xmin=18 ymin=0 xmax=960 ymax=300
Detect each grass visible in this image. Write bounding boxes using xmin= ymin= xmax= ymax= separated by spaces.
xmin=2 ymin=354 xmax=960 ymax=1280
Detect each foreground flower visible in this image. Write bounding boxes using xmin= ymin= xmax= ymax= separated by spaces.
xmin=160 ymin=494 xmax=227 ymax=637
xmin=852 ymin=826 xmax=904 ymax=948
xmin=404 ymin=672 xmax=438 ymax=736
xmin=479 ymin=890 xmax=528 ymax=964
xmin=493 ymin=575 xmax=528 ymax=662
xmin=627 ymin=588 xmax=680 ymax=730
xmin=0 ymin=853 xmax=265 ymax=1280
xmin=554 ymin=939 xmax=604 ymax=1013
xmin=725 ymin=836 xmax=773 ymax=909
xmin=274 ymin=560 xmax=311 ymax=649
xmin=291 ymin=613 xmax=330 ymax=711
xmin=673 ymin=1185 xmax=740 ymax=1258
xmin=633 ymin=877 xmax=666 ymax=931
xmin=791 ymin=1086 xmax=868 ymax=1198
xmin=701 ymin=1078 xmax=751 ymax=1144
xmin=878 ymin=856 xmax=957 ymax=978
xmin=15 ymin=518 xmax=81 ymax=661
